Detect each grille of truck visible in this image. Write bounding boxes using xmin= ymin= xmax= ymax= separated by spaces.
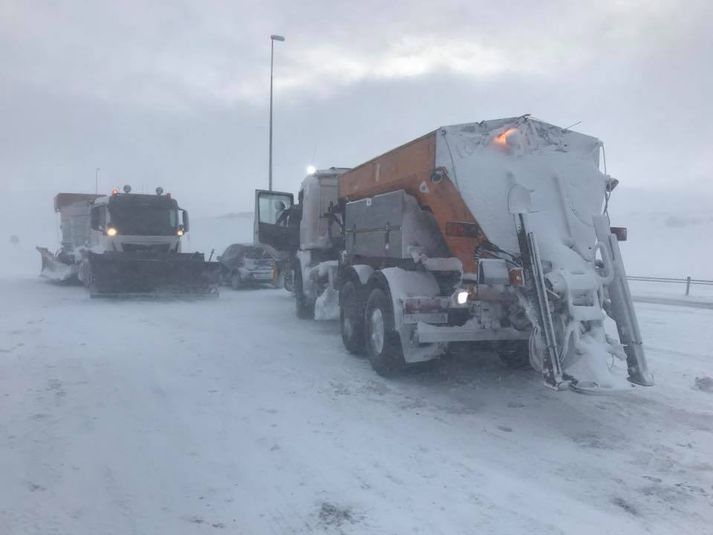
xmin=122 ymin=243 xmax=171 ymax=253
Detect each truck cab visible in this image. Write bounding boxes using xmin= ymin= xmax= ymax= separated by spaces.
xmin=254 ymin=168 xmax=349 ymax=318
xmin=254 ymin=168 xmax=348 ymax=254
xmin=89 ymin=189 xmax=189 ymax=254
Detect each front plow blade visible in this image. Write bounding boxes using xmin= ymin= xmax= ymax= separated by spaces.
xmin=88 ymin=252 xmax=220 ymax=298
xmin=36 ymin=247 xmax=78 ymax=282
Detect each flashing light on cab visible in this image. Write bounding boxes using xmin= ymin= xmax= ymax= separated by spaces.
xmin=492 ymin=127 xmax=520 ymax=152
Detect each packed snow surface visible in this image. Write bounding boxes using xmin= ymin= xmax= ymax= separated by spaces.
xmin=1 ymin=274 xmax=712 ymax=534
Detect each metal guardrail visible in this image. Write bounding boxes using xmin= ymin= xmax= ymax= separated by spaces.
xmin=627 ymin=275 xmax=713 ymax=296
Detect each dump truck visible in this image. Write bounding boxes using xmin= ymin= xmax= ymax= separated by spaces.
xmin=37 ymin=186 xmax=219 ymax=297
xmin=255 ymin=116 xmax=653 ymax=393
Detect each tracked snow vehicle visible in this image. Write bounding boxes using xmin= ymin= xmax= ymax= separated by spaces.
xmin=255 ymin=116 xmax=653 ymax=392
xmin=38 ymin=187 xmax=219 ymax=297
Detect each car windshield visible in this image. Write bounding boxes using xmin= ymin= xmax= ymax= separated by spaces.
xmin=109 ymin=198 xmax=178 ymax=236
xmin=243 ymin=247 xmax=268 ymax=259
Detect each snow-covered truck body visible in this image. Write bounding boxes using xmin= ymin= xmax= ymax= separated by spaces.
xmin=38 ymin=188 xmax=219 ymax=297
xmin=256 ymin=116 xmax=652 ymax=392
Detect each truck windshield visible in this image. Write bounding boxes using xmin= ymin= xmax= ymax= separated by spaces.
xmin=109 ymin=197 xmax=178 ymax=236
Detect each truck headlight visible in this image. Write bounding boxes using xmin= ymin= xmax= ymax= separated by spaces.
xmin=106 ymin=227 xmax=117 ymax=237
xmin=456 ymin=290 xmax=469 ymax=305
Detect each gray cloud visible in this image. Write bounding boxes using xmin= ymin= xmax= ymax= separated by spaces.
xmin=1 ymin=0 xmax=711 ymax=226
xmin=3 ymin=1 xmax=707 ymax=106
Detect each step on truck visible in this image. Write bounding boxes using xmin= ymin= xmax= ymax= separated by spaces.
xmin=37 ymin=186 xmax=219 ymax=297
xmin=255 ymin=116 xmax=653 ymax=392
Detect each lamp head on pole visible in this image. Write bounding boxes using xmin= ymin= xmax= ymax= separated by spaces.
xmin=270 ymin=34 xmax=285 ymax=42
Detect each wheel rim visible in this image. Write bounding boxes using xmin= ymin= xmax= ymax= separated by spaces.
xmin=369 ymin=308 xmax=385 ymax=354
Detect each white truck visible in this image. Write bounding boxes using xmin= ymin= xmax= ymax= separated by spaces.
xmin=255 ymin=116 xmax=653 ymax=393
xmin=38 ymin=186 xmax=219 ymax=297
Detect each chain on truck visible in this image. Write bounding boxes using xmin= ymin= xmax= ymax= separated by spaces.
xmin=254 ymin=116 xmax=653 ymax=393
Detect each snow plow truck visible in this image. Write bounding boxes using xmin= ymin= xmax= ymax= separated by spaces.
xmin=37 ymin=186 xmax=219 ymax=297
xmin=254 ymin=116 xmax=653 ymax=393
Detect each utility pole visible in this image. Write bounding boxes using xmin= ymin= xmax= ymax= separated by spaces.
xmin=95 ymin=168 xmax=100 ymax=194
xmin=269 ymin=34 xmax=285 ymax=191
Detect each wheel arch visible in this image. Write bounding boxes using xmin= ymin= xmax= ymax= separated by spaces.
xmin=339 ymin=264 xmax=373 ymax=303
xmin=367 ymin=267 xmax=441 ymax=320
xmin=365 ymin=267 xmax=443 ymax=364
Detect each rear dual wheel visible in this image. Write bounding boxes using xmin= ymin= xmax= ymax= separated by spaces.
xmin=364 ymin=287 xmax=406 ymax=376
xmin=340 ymin=281 xmax=406 ymax=375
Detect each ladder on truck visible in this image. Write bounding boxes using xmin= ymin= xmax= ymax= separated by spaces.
xmin=515 ymin=214 xmax=570 ymax=390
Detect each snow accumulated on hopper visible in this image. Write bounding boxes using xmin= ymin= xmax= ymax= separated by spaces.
xmin=435 ymin=116 xmax=606 ymax=263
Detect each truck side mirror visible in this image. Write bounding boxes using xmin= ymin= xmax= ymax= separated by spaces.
xmin=182 ymin=210 xmax=190 ymax=232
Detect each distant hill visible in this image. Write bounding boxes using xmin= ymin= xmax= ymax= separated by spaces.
xmin=610 ymin=187 xmax=713 ymax=279
xmin=187 ymin=188 xmax=713 ymax=278
xmin=1 ymin=187 xmax=710 ymax=279
xmin=185 ymin=213 xmax=255 ymax=256
xmin=213 ymin=211 xmax=254 ymax=220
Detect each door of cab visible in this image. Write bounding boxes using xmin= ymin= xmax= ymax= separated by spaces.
xmin=254 ymin=189 xmax=296 ymax=252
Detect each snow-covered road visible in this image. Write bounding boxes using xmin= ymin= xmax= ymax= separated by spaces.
xmin=1 ymin=277 xmax=711 ymax=534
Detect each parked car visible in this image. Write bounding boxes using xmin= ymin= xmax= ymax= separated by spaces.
xmin=217 ymin=244 xmax=275 ymax=289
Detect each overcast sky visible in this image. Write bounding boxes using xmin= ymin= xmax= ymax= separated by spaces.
xmin=1 ymin=0 xmax=712 ymax=218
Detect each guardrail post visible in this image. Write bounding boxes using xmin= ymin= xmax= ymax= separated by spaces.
xmin=686 ymin=276 xmax=691 ymax=296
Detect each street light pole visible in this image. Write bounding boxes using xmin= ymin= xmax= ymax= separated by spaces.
xmin=269 ymin=34 xmax=285 ymax=191
xmin=95 ymin=167 xmax=100 ymax=194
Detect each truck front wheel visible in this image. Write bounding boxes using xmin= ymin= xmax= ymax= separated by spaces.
xmin=294 ymin=264 xmax=314 ymax=319
xmin=340 ymin=281 xmax=365 ymax=354
xmin=364 ymin=287 xmax=405 ymax=375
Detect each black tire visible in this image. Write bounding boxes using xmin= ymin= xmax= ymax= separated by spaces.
xmin=364 ymin=287 xmax=405 ymax=376
xmin=294 ymin=264 xmax=314 ymax=319
xmin=283 ymin=269 xmax=294 ymax=293
xmin=496 ymin=340 xmax=531 ymax=369
xmin=340 ymin=280 xmax=365 ymax=354
xmin=230 ymin=271 xmax=242 ymax=290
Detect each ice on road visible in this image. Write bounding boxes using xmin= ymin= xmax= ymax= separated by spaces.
xmin=0 ymin=277 xmax=712 ymax=534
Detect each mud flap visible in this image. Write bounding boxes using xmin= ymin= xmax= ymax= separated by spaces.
xmin=87 ymin=252 xmax=220 ymax=297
